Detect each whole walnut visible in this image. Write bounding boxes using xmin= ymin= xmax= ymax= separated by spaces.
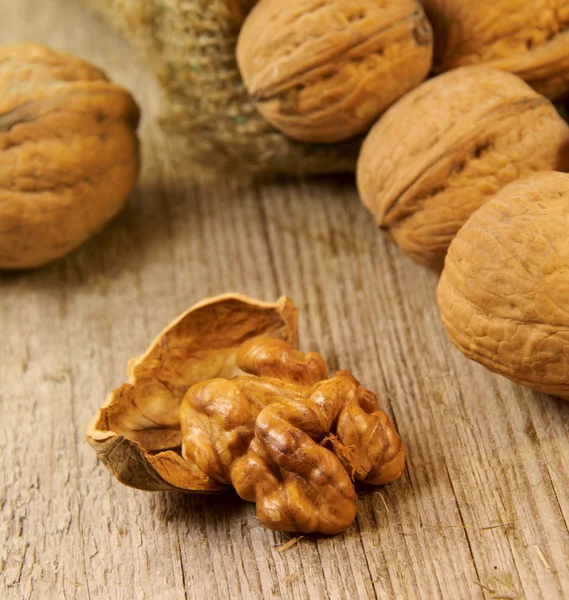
xmin=236 ymin=0 xmax=433 ymax=143
xmin=421 ymin=0 xmax=569 ymax=99
xmin=0 ymin=44 xmax=140 ymax=269
xmin=357 ymin=66 xmax=569 ymax=268
xmin=438 ymin=172 xmax=569 ymax=400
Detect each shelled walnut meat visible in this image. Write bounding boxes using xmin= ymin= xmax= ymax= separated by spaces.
xmin=237 ymin=0 xmax=433 ymax=143
xmin=421 ymin=0 xmax=569 ymax=99
xmin=0 ymin=43 xmax=139 ymax=269
xmin=438 ymin=172 xmax=569 ymax=400
xmin=87 ymin=294 xmax=404 ymax=534
xmin=357 ymin=66 xmax=569 ymax=268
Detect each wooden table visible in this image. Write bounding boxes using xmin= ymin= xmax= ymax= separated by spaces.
xmin=2 ymin=1 xmax=569 ymax=598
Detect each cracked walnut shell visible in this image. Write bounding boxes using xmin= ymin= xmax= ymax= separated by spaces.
xmin=357 ymin=66 xmax=569 ymax=268
xmin=236 ymin=0 xmax=433 ymax=143
xmin=87 ymin=294 xmax=297 ymax=492
xmin=0 ymin=44 xmax=140 ymax=269
xmin=438 ymin=172 xmax=569 ymax=400
xmin=421 ymin=0 xmax=569 ymax=99
xmin=87 ymin=294 xmax=404 ymax=534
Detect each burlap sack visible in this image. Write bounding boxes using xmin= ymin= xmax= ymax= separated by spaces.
xmin=85 ymin=0 xmax=360 ymax=176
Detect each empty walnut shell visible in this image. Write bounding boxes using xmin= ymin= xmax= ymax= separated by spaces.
xmin=422 ymin=0 xmax=569 ymax=99
xmin=236 ymin=0 xmax=433 ymax=143
xmin=87 ymin=294 xmax=297 ymax=492
xmin=0 ymin=43 xmax=140 ymax=269
xmin=438 ymin=171 xmax=569 ymax=400
xmin=357 ymin=66 xmax=569 ymax=268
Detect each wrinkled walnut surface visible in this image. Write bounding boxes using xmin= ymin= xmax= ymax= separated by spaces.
xmin=237 ymin=0 xmax=432 ymax=143
xmin=87 ymin=294 xmax=298 ymax=492
xmin=438 ymin=171 xmax=569 ymax=400
xmin=181 ymin=338 xmax=404 ymax=534
xmin=357 ymin=66 xmax=569 ymax=268
xmin=422 ymin=0 xmax=569 ymax=99
xmin=0 ymin=43 xmax=140 ymax=269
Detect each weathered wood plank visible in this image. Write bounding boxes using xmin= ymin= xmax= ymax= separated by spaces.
xmin=2 ymin=1 xmax=569 ymax=599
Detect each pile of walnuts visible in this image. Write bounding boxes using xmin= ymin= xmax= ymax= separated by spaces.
xmin=235 ymin=0 xmax=569 ymax=402
xmin=4 ymin=0 xmax=569 ymax=533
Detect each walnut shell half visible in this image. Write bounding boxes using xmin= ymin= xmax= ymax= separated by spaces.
xmin=357 ymin=66 xmax=569 ymax=268
xmin=422 ymin=0 xmax=569 ymax=99
xmin=87 ymin=294 xmax=297 ymax=492
xmin=237 ymin=0 xmax=432 ymax=143
xmin=437 ymin=172 xmax=569 ymax=400
xmin=0 ymin=44 xmax=140 ymax=269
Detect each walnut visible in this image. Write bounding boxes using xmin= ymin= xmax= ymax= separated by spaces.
xmin=421 ymin=0 xmax=569 ymax=99
xmin=437 ymin=171 xmax=569 ymax=400
xmin=181 ymin=339 xmax=404 ymax=534
xmin=0 ymin=44 xmax=140 ymax=269
xmin=87 ymin=295 xmax=404 ymax=534
xmin=236 ymin=0 xmax=433 ymax=143
xmin=357 ymin=66 xmax=569 ymax=268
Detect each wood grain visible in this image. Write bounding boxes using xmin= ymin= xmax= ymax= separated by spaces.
xmin=1 ymin=1 xmax=569 ymax=598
